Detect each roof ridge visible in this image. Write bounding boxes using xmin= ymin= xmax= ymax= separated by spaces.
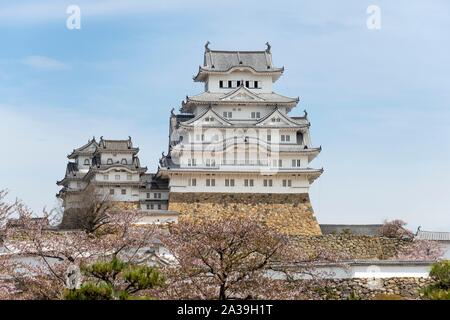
xmin=209 ymin=50 xmax=268 ymax=54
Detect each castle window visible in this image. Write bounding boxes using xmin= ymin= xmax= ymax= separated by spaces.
xmin=121 ymin=189 xmax=126 ymax=195
xmin=273 ymin=159 xmax=282 ymax=167
xmin=225 ymin=179 xmax=235 ymax=187
xmin=109 ymin=189 xmax=114 ymax=195
xmin=251 ymin=112 xmax=261 ymax=119
xmin=281 ymin=135 xmax=290 ymax=142
xmin=107 ymin=158 xmax=113 ymax=165
xmin=188 ymin=178 xmax=197 ymax=186
xmin=84 ymin=159 xmax=90 ymax=165
xmin=223 ymin=111 xmax=232 ymax=118
xmin=121 ymin=158 xmax=127 ymax=165
xmin=282 ymin=179 xmax=292 ymax=187
xmin=206 ymin=179 xmax=215 ymax=187
xmin=219 ymin=80 xmax=223 ymax=88
xmin=244 ymin=179 xmax=254 ymax=187
xmin=115 ymin=175 xmax=120 ymax=181
xmin=292 ymin=159 xmax=301 ymax=167
xmin=188 ymin=158 xmax=196 ymax=167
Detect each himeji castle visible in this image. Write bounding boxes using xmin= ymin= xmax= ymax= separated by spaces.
xmin=57 ymin=137 xmax=175 ymax=225
xmin=57 ymin=43 xmax=324 ymax=235
xmin=157 ymin=43 xmax=324 ymax=235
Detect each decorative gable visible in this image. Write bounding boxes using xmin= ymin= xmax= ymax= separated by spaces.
xmin=183 ymin=108 xmax=232 ymax=126
xmin=220 ymin=86 xmax=264 ymax=102
xmin=256 ymin=108 xmax=301 ymax=127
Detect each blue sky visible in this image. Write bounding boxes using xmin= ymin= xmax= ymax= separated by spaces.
xmin=0 ymin=0 xmax=449 ymax=231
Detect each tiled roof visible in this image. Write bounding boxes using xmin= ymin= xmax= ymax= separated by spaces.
xmin=141 ymin=174 xmax=169 ymax=190
xmin=202 ymin=43 xmax=282 ymax=73
xmin=194 ymin=43 xmax=284 ymax=81
xmin=68 ymin=137 xmax=98 ymax=158
xmin=416 ymin=230 xmax=450 ymax=241
xmin=185 ymin=91 xmax=298 ymax=104
xmin=98 ymin=136 xmax=136 ymax=151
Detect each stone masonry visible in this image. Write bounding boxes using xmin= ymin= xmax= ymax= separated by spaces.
xmin=168 ymin=192 xmax=322 ymax=236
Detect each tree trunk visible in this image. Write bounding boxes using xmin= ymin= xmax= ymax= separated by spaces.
xmin=219 ymin=284 xmax=226 ymax=300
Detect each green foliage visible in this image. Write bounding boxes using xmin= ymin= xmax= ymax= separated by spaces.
xmin=346 ymin=291 xmax=361 ymax=300
xmin=372 ymin=293 xmax=406 ymax=300
xmin=65 ymin=282 xmax=113 ymax=300
xmin=429 ymin=260 xmax=450 ymax=288
xmin=422 ymin=287 xmax=450 ymax=300
xmin=123 ymin=264 xmax=165 ymax=291
xmin=65 ymin=256 xmax=164 ymax=300
xmin=82 ymin=256 xmax=126 ymax=285
xmin=423 ymin=260 xmax=450 ymax=300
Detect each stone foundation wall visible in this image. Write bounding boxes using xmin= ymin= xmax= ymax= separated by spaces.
xmin=294 ymin=235 xmax=410 ymax=260
xmin=168 ymin=192 xmax=321 ymax=236
xmin=300 ymin=278 xmax=435 ymax=300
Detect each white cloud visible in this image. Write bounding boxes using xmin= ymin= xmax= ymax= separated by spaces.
xmin=22 ymin=55 xmax=69 ymax=70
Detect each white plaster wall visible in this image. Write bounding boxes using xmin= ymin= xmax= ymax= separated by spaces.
xmin=100 ymin=153 xmax=133 ymax=165
xmin=140 ymin=190 xmax=169 ymax=201
xmin=441 ymin=243 xmax=450 ymax=259
xmin=97 ymin=186 xmax=140 ymax=201
xmin=94 ymin=172 xmax=140 ymax=182
xmin=169 ymin=173 xmax=310 ymax=193
xmin=207 ymin=72 xmax=273 ymax=93
xmin=268 ymin=264 xmax=432 ymax=280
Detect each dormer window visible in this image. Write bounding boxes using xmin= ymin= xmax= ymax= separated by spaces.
xmin=236 ymin=81 xmax=241 ymax=87
xmin=228 ymin=80 xmax=232 ymax=88
xmin=245 ymin=81 xmax=250 ymax=88
xmin=121 ymin=158 xmax=127 ymax=165
xmin=84 ymin=159 xmax=90 ymax=165
xmin=254 ymin=81 xmax=259 ymax=88
xmin=107 ymin=158 xmax=113 ymax=165
xmin=219 ymin=80 xmax=223 ymax=88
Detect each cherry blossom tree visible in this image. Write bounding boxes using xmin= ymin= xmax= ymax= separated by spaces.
xmin=157 ymin=216 xmax=346 ymax=300
xmin=394 ymin=240 xmax=443 ymax=261
xmin=0 ymin=190 xmax=159 ymax=299
xmin=378 ymin=219 xmax=414 ymax=239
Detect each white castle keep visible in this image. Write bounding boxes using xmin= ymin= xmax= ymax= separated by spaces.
xmin=57 ymin=43 xmax=323 ymax=233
